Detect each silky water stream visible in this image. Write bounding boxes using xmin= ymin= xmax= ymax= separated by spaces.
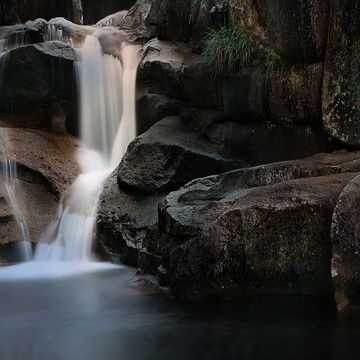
xmin=0 ymin=23 xmax=359 ymax=360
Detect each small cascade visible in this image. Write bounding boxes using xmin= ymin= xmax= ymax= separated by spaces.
xmin=0 ymin=40 xmax=9 ymax=87
xmin=0 ymin=159 xmax=32 ymax=261
xmin=75 ymin=35 xmax=123 ymax=162
xmin=33 ymin=35 xmax=139 ymax=263
xmin=45 ymin=24 xmax=63 ymax=41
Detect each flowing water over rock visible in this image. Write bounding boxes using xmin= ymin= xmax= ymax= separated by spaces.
xmin=0 ymin=21 xmax=139 ymax=274
xmin=33 ymin=36 xmax=139 ymax=266
xmin=0 ymin=159 xmax=32 ymax=261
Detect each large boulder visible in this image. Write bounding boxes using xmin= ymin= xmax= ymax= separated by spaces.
xmin=0 ymin=127 xmax=80 ymax=262
xmin=268 ymin=63 xmax=324 ymax=125
xmin=120 ymin=0 xmax=161 ymax=43
xmin=121 ymin=0 xmax=227 ymax=48
xmin=331 ymin=175 xmax=360 ymax=311
xmin=158 ymin=151 xmax=360 ymax=300
xmin=135 ymin=89 xmax=183 ymax=135
xmin=253 ymin=0 xmax=329 ymax=64
xmin=157 ymin=0 xmax=192 ymax=43
xmin=138 ymin=39 xmax=215 ymax=108
xmin=204 ymin=121 xmax=326 ymax=166
xmin=0 ymin=127 xmax=80 ymax=195
xmin=0 ymin=164 xmax=59 ymax=260
xmin=322 ymin=0 xmax=360 ymax=147
xmin=96 ymin=169 xmax=165 ymax=266
xmin=118 ymin=116 xmax=248 ymax=194
xmin=0 ymin=42 xmax=77 ymax=130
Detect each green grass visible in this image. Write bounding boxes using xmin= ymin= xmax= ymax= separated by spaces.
xmin=264 ymin=48 xmax=282 ymax=82
xmin=203 ymin=19 xmax=256 ymax=77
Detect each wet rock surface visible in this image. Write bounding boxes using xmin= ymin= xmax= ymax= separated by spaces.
xmin=331 ymin=175 xmax=360 ymax=311
xmin=118 ymin=116 xmax=248 ymax=194
xmin=204 ymin=121 xmax=326 ymax=166
xmin=253 ymin=0 xmax=329 ymax=64
xmin=138 ymin=38 xmax=215 ymax=108
xmin=0 ymin=127 xmax=80 ymax=260
xmin=96 ymin=169 xmax=165 ymax=266
xmin=157 ymin=152 xmax=360 ymax=300
xmin=322 ymin=0 xmax=360 ymax=147
xmin=0 ymin=41 xmax=77 ymax=129
xmin=0 ymin=127 xmax=80 ymax=195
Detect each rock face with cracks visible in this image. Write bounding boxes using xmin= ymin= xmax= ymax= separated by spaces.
xmin=97 ymin=169 xmax=165 ymax=266
xmin=118 ymin=116 xmax=248 ymax=194
xmin=156 ymin=152 xmax=360 ymax=300
xmin=0 ymin=127 xmax=80 ymax=263
xmin=331 ymin=175 xmax=360 ymax=311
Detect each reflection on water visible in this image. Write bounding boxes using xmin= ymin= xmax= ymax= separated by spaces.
xmin=0 ymin=266 xmax=359 ymax=360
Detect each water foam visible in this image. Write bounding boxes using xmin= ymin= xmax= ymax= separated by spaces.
xmin=32 ymin=35 xmax=139 ymax=264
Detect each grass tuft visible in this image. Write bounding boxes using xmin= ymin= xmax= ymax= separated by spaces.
xmin=203 ymin=18 xmax=256 ymax=77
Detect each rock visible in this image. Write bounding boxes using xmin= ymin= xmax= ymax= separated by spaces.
xmin=322 ymin=0 xmax=360 ymax=147
xmin=0 ymin=0 xmax=73 ymax=25
xmin=157 ymin=0 xmax=192 ymax=42
xmin=118 ymin=116 xmax=248 ymax=194
xmin=0 ymin=127 xmax=80 ymax=260
xmin=189 ymin=0 xmax=229 ymax=51
xmin=138 ymin=38 xmax=216 ymax=108
xmin=0 ymin=164 xmax=58 ymax=249
xmin=204 ymin=121 xmax=326 ymax=165
xmin=253 ymin=0 xmax=329 ymax=64
xmin=331 ymin=175 xmax=360 ymax=311
xmin=82 ymin=0 xmax=136 ymax=25
xmin=227 ymin=0 xmax=266 ymax=47
xmin=137 ymin=38 xmax=327 ymax=128
xmin=0 ymin=127 xmax=80 ymax=196
xmin=120 ymin=0 xmax=161 ymax=43
xmin=121 ymin=0 xmax=227 ymax=48
xmin=4 ymin=25 xmax=44 ymax=47
xmin=96 ymin=169 xmax=165 ymax=266
xmin=158 ymin=151 xmax=360 ymax=300
xmin=157 ymin=0 xmax=229 ymax=50
xmin=95 ymin=11 xmax=128 ymax=27
xmin=72 ymin=0 xmax=83 ymax=24
xmin=138 ymin=249 xmax=163 ymax=275
xmin=136 ymin=90 xmax=183 ymax=135
xmin=269 ymin=63 xmax=324 ymax=125
xmin=0 ymin=42 xmax=77 ymax=130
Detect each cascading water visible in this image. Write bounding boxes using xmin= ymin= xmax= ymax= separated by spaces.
xmin=0 ymin=159 xmax=32 ymax=261
xmin=45 ymin=24 xmax=63 ymax=41
xmin=0 ymin=24 xmax=139 ymax=275
xmin=33 ymin=35 xmax=139 ymax=265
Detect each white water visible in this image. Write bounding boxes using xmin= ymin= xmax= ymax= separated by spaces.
xmin=0 ymin=33 xmax=139 ymax=277
xmin=45 ymin=24 xmax=63 ymax=41
xmin=0 ymin=49 xmax=9 ymax=87
xmin=33 ymin=36 xmax=139 ymax=265
xmin=0 ymin=159 xmax=32 ymax=261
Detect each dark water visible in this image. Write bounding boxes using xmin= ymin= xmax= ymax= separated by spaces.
xmin=0 ymin=266 xmax=359 ymax=360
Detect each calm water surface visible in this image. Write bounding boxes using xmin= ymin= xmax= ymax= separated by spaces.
xmin=0 ymin=265 xmax=359 ymax=360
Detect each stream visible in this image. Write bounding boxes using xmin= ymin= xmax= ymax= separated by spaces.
xmin=0 ymin=265 xmax=359 ymax=360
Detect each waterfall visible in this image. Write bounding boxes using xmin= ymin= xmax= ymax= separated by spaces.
xmin=33 ymin=35 xmax=139 ymax=263
xmin=0 ymin=159 xmax=33 ymax=261
xmin=0 ymin=46 xmax=9 ymax=87
xmin=45 ymin=24 xmax=63 ymax=41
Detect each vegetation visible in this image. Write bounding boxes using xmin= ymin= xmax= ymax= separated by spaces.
xmin=203 ymin=18 xmax=282 ymax=80
xmin=203 ymin=18 xmax=256 ymax=77
xmin=263 ymin=48 xmax=283 ymax=82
